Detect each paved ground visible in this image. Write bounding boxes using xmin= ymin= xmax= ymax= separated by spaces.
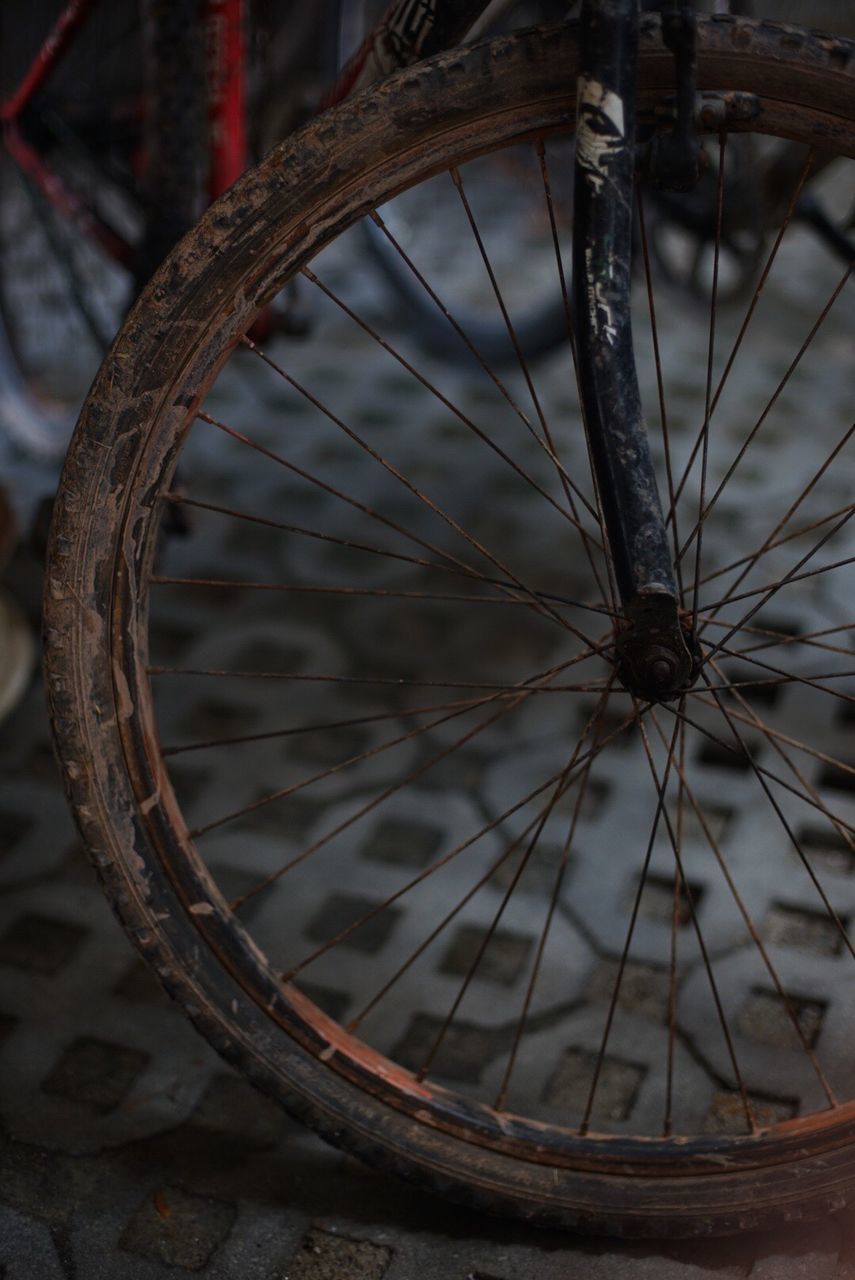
xmin=0 ymin=672 xmax=853 ymax=1279
xmin=0 ymin=116 xmax=853 ymax=1275
xmin=0 ymin=671 xmax=852 ymax=1280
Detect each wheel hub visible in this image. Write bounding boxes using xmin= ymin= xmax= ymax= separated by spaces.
xmin=615 ymin=592 xmax=701 ymax=702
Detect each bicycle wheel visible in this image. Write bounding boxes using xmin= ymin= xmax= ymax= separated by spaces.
xmin=0 ymin=1 xmax=205 ymax=458
xmin=0 ymin=4 xmax=143 ymax=454
xmin=45 ymin=16 xmax=855 ymax=1235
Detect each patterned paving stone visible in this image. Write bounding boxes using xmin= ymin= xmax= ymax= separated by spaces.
xmin=186 ymin=1073 xmax=288 ymax=1150
xmin=236 ymin=793 xmax=327 ymax=842
xmin=736 ymin=988 xmax=826 ymax=1051
xmin=696 ymin=735 xmax=763 ymax=774
xmin=408 ymin=746 xmax=491 ymax=794
xmin=281 ymin=1227 xmax=392 ymax=1280
xmin=0 ymin=810 xmax=31 ymax=848
xmin=0 ymin=912 xmax=87 ymax=974
xmin=798 ymin=826 xmax=855 ymax=877
xmin=635 ymin=872 xmax=704 ymax=927
xmin=762 ymin=904 xmax=847 ymax=957
xmin=41 ymin=1036 xmax=149 ymax=1113
xmin=297 ymin=981 xmax=352 ymax=1022
xmin=542 ymin=1048 xmax=646 ymax=1122
xmin=703 ymin=1091 xmax=797 ymax=1136
xmin=119 ymin=1186 xmax=237 ymax=1271
xmin=359 ymin=816 xmax=444 ymax=868
xmin=113 ymin=958 xmax=175 ymax=1008
xmin=586 ymin=960 xmax=671 ymax=1021
xmin=393 ymin=1013 xmax=496 ymax=1084
xmin=439 ymin=923 xmax=533 ymax=986
xmin=819 ymin=760 xmax=855 ymax=799
xmin=306 ymin=892 xmax=402 ymax=955
xmin=0 ymin=1205 xmax=66 ymax=1280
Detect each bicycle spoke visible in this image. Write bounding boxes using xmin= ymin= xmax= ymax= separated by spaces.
xmin=162 ymin=492 xmax=618 ymax=618
xmin=152 ymin=575 xmax=560 ymax=607
xmin=647 ymin=708 xmax=837 ymax=1109
xmin=193 ymin=411 xmax=493 ymax=588
xmin=696 ymin=664 xmax=855 ymax=699
xmin=161 ymin=491 xmax=504 ymax=578
xmin=162 ymin=681 xmax=614 ymax=757
xmin=664 ymin=719 xmax=687 ymax=1137
xmin=702 ymin=616 xmax=855 ymax=661
xmin=667 ymin=146 xmax=817 ymax=520
xmin=665 ymin=699 xmax=855 ymax=831
xmin=579 ymin=713 xmax=681 ymax=1136
xmin=418 ymin=721 xmax=604 ymax=1084
xmin=346 ymin=811 xmax=552 ymax=1034
xmin=694 ymin=423 xmax=854 ymax=633
xmin=707 ymin=147 xmax=816 ymax=419
xmin=189 ymin=653 xmax=576 ymax=840
xmin=699 ymin=670 xmax=855 ymax=965
xmin=495 ymin=680 xmax=616 ymax=1112
xmin=702 ymin=553 xmax=854 ymax=620
xmin=161 ymin=694 xmax=522 ymax=757
xmin=279 ymin=701 xmax=646 ymax=983
xmin=299 ymin=267 xmax=605 ymax=553
xmin=285 ymin=770 xmax=568 ymax=988
xmin=690 ymin=132 xmax=727 ymax=627
xmin=706 ymin=658 xmax=855 ymax=850
xmin=196 ymin=407 xmax=596 ymax=642
xmin=229 ymin=656 xmax=620 ymax=914
xmin=637 ymin=184 xmax=684 ymax=599
xmin=450 ymin=154 xmax=611 ymax=604
xmin=236 ymin=345 xmax=603 ymax=648
xmin=367 ymin=210 xmax=541 ymax=432
xmin=693 ymin=504 xmax=855 ymax=594
xmin=367 ymin=194 xmax=610 ymax=599
xmin=691 ymin=688 xmax=855 ymax=781
xmin=450 ymin=164 xmax=604 ymax=542
xmin=638 ymin=712 xmax=757 ymax=1134
xmin=677 ymin=263 xmax=853 ymax=567
xmin=699 ymin=507 xmax=854 ymax=663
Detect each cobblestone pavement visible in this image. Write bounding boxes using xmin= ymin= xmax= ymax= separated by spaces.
xmin=0 ymin=677 xmax=853 ymax=1280
xmin=1 ymin=127 xmax=854 ymax=1275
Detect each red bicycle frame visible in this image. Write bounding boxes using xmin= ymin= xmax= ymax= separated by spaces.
xmin=205 ymin=0 xmax=247 ymax=200
xmin=0 ymin=0 xmax=132 ymax=263
xmin=0 ymin=0 xmax=249 ymax=268
xmin=0 ymin=0 xmax=492 ymax=278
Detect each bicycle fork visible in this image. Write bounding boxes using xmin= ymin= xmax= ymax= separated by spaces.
xmin=573 ymin=0 xmax=700 ymax=700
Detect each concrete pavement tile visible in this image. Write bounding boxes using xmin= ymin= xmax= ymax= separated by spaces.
xmin=0 ymin=1205 xmax=65 ymax=1280
xmin=382 ymin=1234 xmax=755 ymax=1280
xmin=118 ymin=1185 xmax=237 ymax=1271
xmin=834 ymin=1211 xmax=855 ymax=1279
xmin=747 ymin=1221 xmax=842 ymax=1279
xmin=277 ymin=1226 xmax=393 ymax=1280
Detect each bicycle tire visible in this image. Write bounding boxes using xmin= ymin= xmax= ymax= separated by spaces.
xmin=46 ymin=16 xmax=855 ymax=1236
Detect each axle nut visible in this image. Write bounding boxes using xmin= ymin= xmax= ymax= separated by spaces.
xmin=647 ymin=655 xmax=677 ymax=688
